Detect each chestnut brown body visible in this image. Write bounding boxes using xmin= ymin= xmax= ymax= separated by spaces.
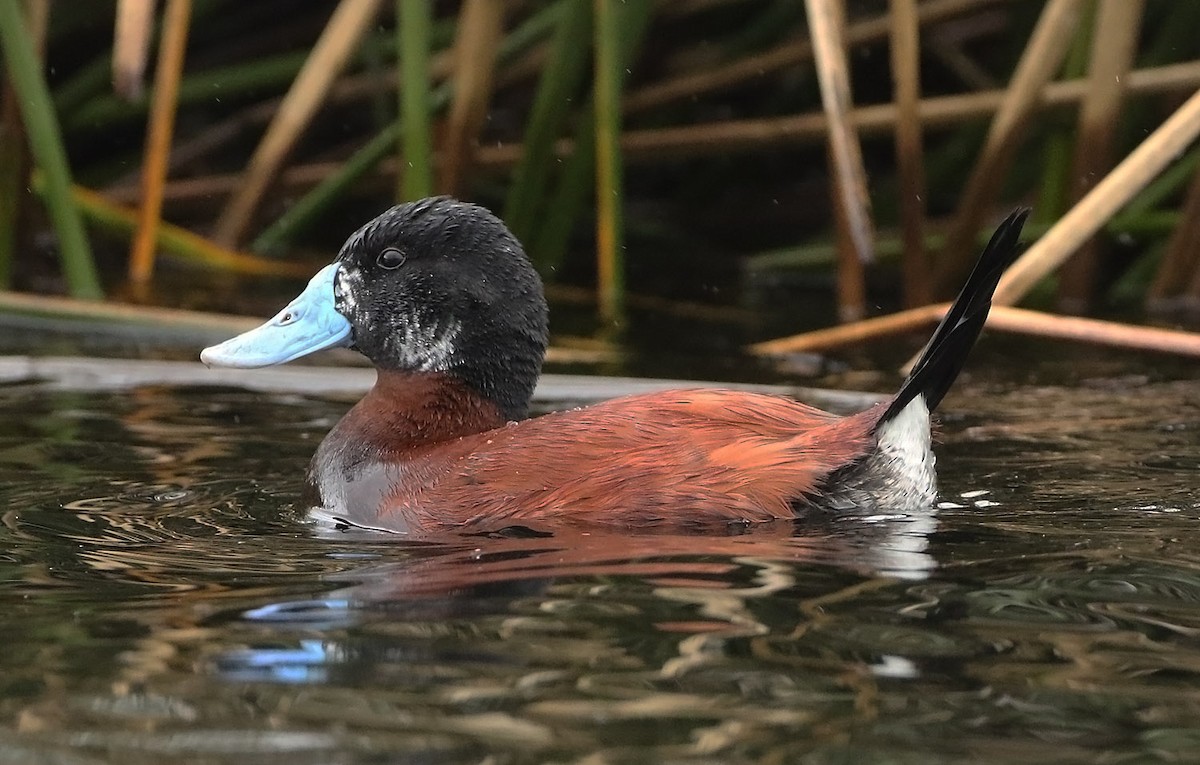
xmin=307 ymin=372 xmax=885 ymax=534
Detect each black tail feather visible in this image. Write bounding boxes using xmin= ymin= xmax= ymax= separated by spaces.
xmin=879 ymin=208 xmax=1030 ymax=425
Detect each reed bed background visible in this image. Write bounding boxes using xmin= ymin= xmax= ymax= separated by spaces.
xmin=2 ymin=0 xmax=1200 ymax=361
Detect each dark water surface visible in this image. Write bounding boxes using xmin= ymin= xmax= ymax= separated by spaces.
xmin=0 ymin=364 xmax=1198 ymax=763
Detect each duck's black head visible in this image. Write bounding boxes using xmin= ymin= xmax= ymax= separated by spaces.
xmin=200 ymin=198 xmax=549 ymax=421
xmin=334 ymin=198 xmax=548 ymax=419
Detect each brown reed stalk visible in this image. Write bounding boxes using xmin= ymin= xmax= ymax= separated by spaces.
xmin=806 ymin=0 xmax=873 ymax=269
xmin=129 ymin=0 xmax=191 ymax=288
xmin=888 ymin=0 xmax=930 ymax=308
xmin=750 ymin=303 xmax=945 ymax=355
xmin=616 ymin=61 xmax=1200 ymax=159
xmin=593 ymin=0 xmax=626 ymax=321
xmin=829 ymin=153 xmax=866 ymax=322
xmin=983 ymin=307 xmax=1200 ymax=358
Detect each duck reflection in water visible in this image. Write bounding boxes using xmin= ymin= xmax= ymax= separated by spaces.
xmin=217 ymin=513 xmax=938 ymax=685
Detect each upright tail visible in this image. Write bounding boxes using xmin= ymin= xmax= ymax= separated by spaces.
xmin=878 ymin=208 xmax=1030 ymax=425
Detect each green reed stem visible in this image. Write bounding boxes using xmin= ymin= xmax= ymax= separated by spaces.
xmin=0 ymin=1 xmax=102 ymax=298
xmin=503 ymin=0 xmax=591 ymax=243
xmin=532 ymin=1 xmax=650 ymax=283
xmin=531 ymin=116 xmax=594 ymax=273
xmin=398 ymin=0 xmax=434 ymax=200
xmin=593 ymin=0 xmax=625 ymax=321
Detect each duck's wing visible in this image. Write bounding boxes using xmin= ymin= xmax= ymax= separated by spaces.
xmin=373 ymin=389 xmax=882 ymax=533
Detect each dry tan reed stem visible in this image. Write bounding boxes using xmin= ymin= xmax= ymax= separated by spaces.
xmin=117 ymin=62 xmax=1200 ymax=208
xmin=749 ymin=303 xmax=944 ymax=355
xmin=805 ymin=0 xmax=873 ymax=323
xmin=1056 ymin=0 xmax=1144 ymax=313
xmin=984 ymin=306 xmax=1200 ymax=358
xmin=993 ymin=86 xmax=1200 ymax=306
xmin=129 ymin=0 xmax=191 ymax=287
xmin=750 ymin=301 xmax=1200 ymax=361
xmin=439 ymin=0 xmax=505 ymax=195
xmin=808 ymin=0 xmax=873 ymax=260
xmin=112 ymin=0 xmax=155 ymax=100
xmin=624 ymin=0 xmax=1000 ymax=114
xmin=935 ymin=0 xmax=1082 ymax=293
xmin=888 ymin=0 xmax=930 ymax=308
xmin=212 ymin=0 xmax=384 ymax=246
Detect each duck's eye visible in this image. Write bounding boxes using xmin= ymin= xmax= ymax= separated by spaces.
xmin=377 ymin=248 xmax=406 ymax=270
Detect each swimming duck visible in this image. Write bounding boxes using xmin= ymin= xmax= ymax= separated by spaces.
xmin=202 ymin=198 xmax=1028 ymax=535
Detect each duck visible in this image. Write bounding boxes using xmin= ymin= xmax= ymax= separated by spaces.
xmin=201 ymin=197 xmax=1028 ymax=535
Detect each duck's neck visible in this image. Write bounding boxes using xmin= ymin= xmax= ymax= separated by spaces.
xmin=304 ymin=371 xmax=508 ymax=517
xmin=319 ymin=370 xmax=508 ymax=466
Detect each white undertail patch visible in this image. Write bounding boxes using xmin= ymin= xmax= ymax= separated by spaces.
xmin=876 ymin=395 xmax=933 ymax=472
xmin=819 ymin=395 xmax=938 ymax=512
xmin=872 ymin=395 xmax=937 ymax=504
